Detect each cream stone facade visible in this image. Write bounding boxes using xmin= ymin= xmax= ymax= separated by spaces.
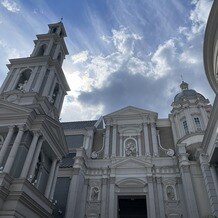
xmin=0 ymin=2 xmax=218 ymax=217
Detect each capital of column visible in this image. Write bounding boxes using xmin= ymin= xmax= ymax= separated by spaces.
xmin=147 ymin=176 xmax=154 ymax=183
xmin=17 ymin=124 xmax=26 ymax=132
xmin=102 ymin=178 xmax=108 ymax=185
xmin=32 ymin=130 xmax=41 ymax=137
xmin=8 ymin=125 xmax=15 ymax=131
xmin=109 ymin=177 xmax=115 ymax=184
xmin=180 ymin=164 xmax=190 ymax=173
xmin=150 ymin=122 xmax=156 ymax=128
xmin=156 ymin=177 xmax=162 ymax=184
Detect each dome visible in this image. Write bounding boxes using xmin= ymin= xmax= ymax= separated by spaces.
xmin=174 ymin=81 xmax=206 ymax=103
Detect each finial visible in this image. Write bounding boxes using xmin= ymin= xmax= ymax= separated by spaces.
xmin=60 ymin=17 xmax=63 ymax=22
xmin=180 ymin=74 xmax=184 ymax=82
xmin=180 ymin=81 xmax=189 ymax=91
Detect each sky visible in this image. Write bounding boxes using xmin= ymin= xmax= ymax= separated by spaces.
xmin=0 ymin=0 xmax=215 ymax=121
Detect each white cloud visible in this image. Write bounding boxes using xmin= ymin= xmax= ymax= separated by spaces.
xmin=150 ymin=39 xmax=177 ymax=78
xmin=61 ymin=100 xmax=104 ymax=121
xmin=1 ymin=0 xmax=20 ymax=13
xmin=71 ymin=50 xmax=89 ymax=64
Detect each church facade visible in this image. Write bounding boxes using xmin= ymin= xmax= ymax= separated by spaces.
xmin=0 ymin=2 xmax=218 ymax=217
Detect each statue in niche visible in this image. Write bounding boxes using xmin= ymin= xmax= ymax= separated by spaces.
xmin=166 ymin=186 xmax=176 ymax=201
xmin=125 ymin=139 xmax=137 ymax=157
xmin=91 ymin=186 xmax=99 ymax=201
xmin=17 ymin=80 xmax=28 ymax=92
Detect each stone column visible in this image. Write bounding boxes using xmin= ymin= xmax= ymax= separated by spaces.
xmin=200 ymin=154 xmax=218 ymax=217
xmin=111 ymin=125 xmax=117 ymax=157
xmin=147 ymin=176 xmax=156 ymax=218
xmin=42 ymin=70 xmax=55 ymax=96
xmin=34 ymin=66 xmax=47 ymax=92
xmin=0 ymin=126 xmax=15 ymax=166
xmin=174 ymin=115 xmax=182 ymax=138
xmin=101 ymin=178 xmax=108 ymax=218
xmin=156 ymin=177 xmax=165 ymax=217
xmin=28 ymin=138 xmax=44 ymax=179
xmin=45 ymin=38 xmax=54 ymax=56
xmin=0 ymin=71 xmax=11 ymax=93
xmin=108 ymin=177 xmax=115 ymax=218
xmin=65 ymin=169 xmax=83 ymax=218
xmin=143 ymin=123 xmax=150 ymax=156
xmin=177 ymin=143 xmax=199 ymax=218
xmin=104 ymin=125 xmax=110 ymax=158
xmin=137 ymin=133 xmax=142 ymax=156
xmin=49 ymin=161 xmax=60 ymax=200
xmin=20 ymin=131 xmax=41 ymax=178
xmin=170 ymin=116 xmax=178 ymax=144
xmin=25 ymin=67 xmax=38 ymax=91
xmin=119 ymin=135 xmax=123 ymax=157
xmin=199 ymin=106 xmax=209 ymax=129
xmin=7 ymin=68 xmax=19 ymax=91
xmin=80 ymin=178 xmax=88 ymax=218
xmin=4 ymin=125 xmax=25 ymax=174
xmin=151 ymin=123 xmax=159 ymax=157
xmin=45 ymin=158 xmax=58 ymax=198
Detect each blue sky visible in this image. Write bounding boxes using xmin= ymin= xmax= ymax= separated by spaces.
xmin=0 ymin=0 xmax=214 ymax=121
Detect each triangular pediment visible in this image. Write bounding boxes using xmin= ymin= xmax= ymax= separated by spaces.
xmin=0 ymin=100 xmax=32 ymax=116
xmin=104 ymin=106 xmax=157 ymax=119
xmin=111 ymin=157 xmax=152 ymax=169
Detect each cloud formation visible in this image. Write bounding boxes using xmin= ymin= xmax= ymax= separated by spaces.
xmin=1 ymin=0 xmax=20 ymax=12
xmin=61 ymin=0 xmax=214 ymax=121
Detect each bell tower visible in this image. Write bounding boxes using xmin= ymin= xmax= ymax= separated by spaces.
xmin=0 ymin=22 xmax=69 ymax=217
xmin=0 ymin=22 xmax=70 ymax=120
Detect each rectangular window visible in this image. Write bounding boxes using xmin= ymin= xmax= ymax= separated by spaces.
xmin=194 ymin=117 xmax=201 ymax=131
xmin=183 ymin=120 xmax=189 ymax=134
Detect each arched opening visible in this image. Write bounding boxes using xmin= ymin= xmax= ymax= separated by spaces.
xmin=51 ymin=83 xmax=59 ymax=104
xmin=57 ymin=52 xmax=62 ymax=64
xmin=52 ymin=27 xmax=57 ymax=34
xmin=37 ymin=44 xmax=46 ymax=56
xmin=16 ymin=69 xmax=31 ymax=91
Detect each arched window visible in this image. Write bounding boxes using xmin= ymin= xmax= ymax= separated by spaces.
xmin=57 ymin=52 xmax=62 ymax=64
xmin=52 ymin=27 xmax=57 ymax=33
xmin=16 ymin=69 xmax=31 ymax=91
xmin=51 ymin=83 xmax=59 ymax=104
xmin=124 ymin=138 xmax=137 ymax=157
xmin=194 ymin=117 xmax=201 ymax=131
xmin=59 ymin=30 xmax=63 ymax=37
xmin=37 ymin=44 xmax=46 ymax=56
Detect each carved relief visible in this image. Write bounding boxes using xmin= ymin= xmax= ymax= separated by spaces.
xmin=125 ymin=138 xmax=137 ymax=157
xmin=166 ymin=186 xmax=176 ymax=201
xmin=90 ymin=187 xmax=100 ymax=201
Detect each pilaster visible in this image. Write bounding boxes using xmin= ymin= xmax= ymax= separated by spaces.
xmin=20 ymin=131 xmax=41 ymax=178
xmin=143 ymin=123 xmax=151 ymax=156
xmin=104 ymin=125 xmax=110 ymax=158
xmin=111 ymin=124 xmax=117 ymax=157
xmin=0 ymin=126 xmax=15 ymax=166
xmin=147 ymin=176 xmax=156 ymax=218
xmin=4 ymin=125 xmax=26 ymax=174
xmin=200 ymin=153 xmax=218 ymax=217
xmin=108 ymin=177 xmax=115 ymax=218
xmin=151 ymin=123 xmax=159 ymax=157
